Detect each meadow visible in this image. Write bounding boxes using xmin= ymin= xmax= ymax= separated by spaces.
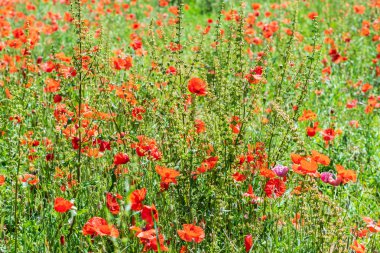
xmin=0 ymin=0 xmax=379 ymax=252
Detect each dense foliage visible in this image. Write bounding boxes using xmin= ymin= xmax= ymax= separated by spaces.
xmin=0 ymin=0 xmax=379 ymax=252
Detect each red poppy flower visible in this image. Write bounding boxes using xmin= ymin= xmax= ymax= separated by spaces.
xmin=350 ymin=240 xmax=365 ymax=253
xmin=112 ymin=56 xmax=133 ymax=70
xmin=311 ymin=150 xmax=330 ymax=166
xmin=229 ymin=116 xmax=242 ymax=134
xmin=244 ymin=234 xmax=253 ymax=252
xmin=106 ymin=192 xmax=122 ymax=215
xmin=336 ymin=165 xmax=357 ymax=184
xmin=141 ymin=204 xmax=159 ymax=225
xmin=19 ymin=174 xmax=39 ymax=185
xmin=188 ymin=78 xmax=207 ymax=96
xmin=195 ymin=157 xmax=218 ymax=174
xmin=155 ymin=165 xmax=180 ymax=190
xmin=243 ymin=184 xmax=262 ymax=204
xmin=264 ymin=178 xmax=286 ymax=198
xmin=307 ymin=12 xmax=318 ymax=20
xmin=82 ymin=217 xmax=119 ymax=238
xmin=44 ymin=78 xmax=60 ymax=93
xmin=306 ymin=122 xmax=320 ymax=137
xmin=321 ymin=128 xmax=336 ymax=144
xmin=232 ymin=172 xmax=246 ymax=182
xmin=177 ymin=224 xmax=205 ymax=243
xmin=245 ymin=66 xmax=263 ymax=84
xmin=133 ymin=135 xmax=162 ymax=160
xmin=298 ymin=110 xmax=317 ymax=121
xmin=130 ymin=188 xmax=147 ymax=211
xmin=113 ymin=152 xmax=130 ymax=165
xmin=0 ymin=175 xmax=5 ymax=186
xmin=137 ymin=229 xmax=169 ymax=252
xmin=195 ymin=119 xmax=206 ymax=133
xmin=132 ymin=106 xmax=146 ymax=121
xmin=54 ymin=197 xmax=73 ymax=213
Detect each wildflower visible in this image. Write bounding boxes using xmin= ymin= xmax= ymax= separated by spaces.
xmin=195 ymin=119 xmax=206 ymax=133
xmin=134 ymin=135 xmax=162 ymax=160
xmin=19 ymin=174 xmax=39 ymax=186
xmin=188 ymin=78 xmax=207 ymax=96
xmin=306 ymin=122 xmax=321 ymax=137
xmin=177 ymin=224 xmax=205 ymax=243
xmin=194 ymin=157 xmax=218 ymax=175
xmin=113 ymin=153 xmax=130 ymax=165
xmin=336 ymin=165 xmax=357 ymax=184
xmin=232 ymin=172 xmax=247 ymax=182
xmin=106 ymin=192 xmax=122 ymax=215
xmin=264 ymin=178 xmax=286 ymax=198
xmin=131 ymin=106 xmax=146 ymax=121
xmin=362 ymin=217 xmax=380 ymax=233
xmin=298 ymin=110 xmax=317 ymax=121
xmin=311 ymin=150 xmax=330 ymax=166
xmin=54 ymin=197 xmax=73 ymax=213
xmin=137 ymin=229 xmax=168 ymax=252
xmin=350 ymin=240 xmax=365 ymax=253
xmin=44 ymin=78 xmax=60 ymax=93
xmin=320 ymin=172 xmax=341 ymax=186
xmin=321 ymin=128 xmax=336 ymax=144
xmin=229 ymin=116 xmax=242 ymax=134
xmin=244 ymin=234 xmax=253 ymax=252
xmin=245 ymin=66 xmax=263 ymax=85
xmin=307 ymin=12 xmax=318 ymax=20
xmin=272 ymin=165 xmax=289 ymax=177
xmin=243 ymin=185 xmax=262 ymax=204
xmin=130 ymin=188 xmax=147 ymax=211
xmin=141 ymin=204 xmax=159 ymax=225
xmin=155 ymin=165 xmax=180 ymax=190
xmin=112 ymin=56 xmax=133 ymax=70
xmin=82 ymin=217 xmax=119 ymax=238
xmin=346 ymin=99 xmax=358 ymax=109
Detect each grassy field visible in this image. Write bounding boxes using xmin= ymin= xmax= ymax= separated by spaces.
xmin=0 ymin=0 xmax=379 ymax=252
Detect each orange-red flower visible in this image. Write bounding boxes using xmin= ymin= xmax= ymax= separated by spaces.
xmin=306 ymin=122 xmax=321 ymax=137
xmin=177 ymin=224 xmax=205 ymax=243
xmin=311 ymin=150 xmax=330 ymax=166
xmin=44 ymin=78 xmax=60 ymax=93
xmin=155 ymin=165 xmax=180 ymax=190
xmin=229 ymin=116 xmax=242 ymax=134
xmin=82 ymin=217 xmax=119 ymax=238
xmin=264 ymin=178 xmax=286 ymax=198
xmin=106 ymin=192 xmax=122 ymax=215
xmin=350 ymin=240 xmax=365 ymax=253
xmin=298 ymin=110 xmax=317 ymax=121
xmin=113 ymin=152 xmax=130 ymax=165
xmin=336 ymin=165 xmax=357 ymax=184
xmin=0 ymin=175 xmax=5 ymax=186
xmin=19 ymin=174 xmax=39 ymax=185
xmin=141 ymin=204 xmax=159 ymax=225
xmin=195 ymin=119 xmax=206 ymax=133
xmin=243 ymin=184 xmax=262 ymax=204
xmin=244 ymin=234 xmax=253 ymax=252
xmin=194 ymin=157 xmax=218 ymax=175
xmin=112 ymin=56 xmax=133 ymax=70
xmin=133 ymin=135 xmax=162 ymax=160
xmin=137 ymin=229 xmax=168 ymax=252
xmin=188 ymin=77 xmax=207 ymax=96
xmin=130 ymin=188 xmax=147 ymax=211
xmin=54 ymin=197 xmax=73 ymax=213
xmin=362 ymin=217 xmax=380 ymax=233
xmin=292 ymin=158 xmax=318 ymax=175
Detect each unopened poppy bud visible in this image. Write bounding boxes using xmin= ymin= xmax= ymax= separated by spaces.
xmin=60 ymin=235 xmax=65 ymax=245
